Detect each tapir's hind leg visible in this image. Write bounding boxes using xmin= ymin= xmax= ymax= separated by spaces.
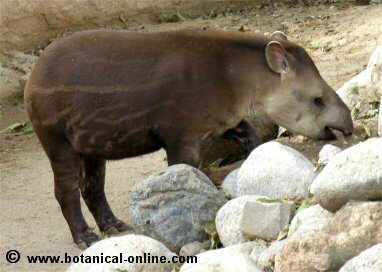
xmin=37 ymin=131 xmax=100 ymax=248
xmin=79 ymin=157 xmax=129 ymax=235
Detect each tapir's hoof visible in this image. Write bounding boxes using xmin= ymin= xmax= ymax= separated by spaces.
xmin=102 ymin=219 xmax=131 ymax=235
xmin=75 ymin=229 xmax=100 ymax=249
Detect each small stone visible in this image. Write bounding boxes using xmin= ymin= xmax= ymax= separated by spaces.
xmin=179 ymin=241 xmax=211 ymax=257
xmin=240 ymin=199 xmax=295 ymax=241
xmin=215 ymin=195 xmax=265 ymax=247
xmin=318 ymin=144 xmax=342 ymax=165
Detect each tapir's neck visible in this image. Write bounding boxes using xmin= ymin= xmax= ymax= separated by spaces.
xmin=224 ymin=48 xmax=281 ymax=120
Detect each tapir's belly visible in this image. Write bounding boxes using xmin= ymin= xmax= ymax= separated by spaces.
xmin=67 ymin=124 xmax=163 ymax=159
xmin=34 ymin=89 xmax=168 ymax=159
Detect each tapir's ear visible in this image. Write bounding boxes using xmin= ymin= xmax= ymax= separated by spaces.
xmin=265 ymin=41 xmax=289 ymax=74
xmin=271 ymin=31 xmax=288 ymax=41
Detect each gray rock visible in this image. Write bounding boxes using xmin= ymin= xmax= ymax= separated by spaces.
xmin=180 ymin=242 xmax=264 ymax=272
xmin=179 ymin=241 xmax=210 ymax=257
xmin=311 ymin=138 xmax=382 ymax=212
xmin=318 ymin=144 xmax=342 ymax=165
xmin=128 ymin=164 xmax=227 ymax=252
xmin=237 ymin=141 xmax=315 ymax=199
xmin=255 ymin=240 xmax=287 ymax=271
xmin=240 ymin=199 xmax=295 ymax=241
xmin=215 ymin=195 xmax=268 ymax=247
xmin=275 ymin=201 xmax=382 ymax=272
xmin=339 ymin=244 xmax=382 ymax=272
xmin=288 ymin=204 xmax=333 ymax=238
xmin=67 ymin=234 xmax=176 ymax=272
xmin=221 ymin=169 xmax=239 ymax=198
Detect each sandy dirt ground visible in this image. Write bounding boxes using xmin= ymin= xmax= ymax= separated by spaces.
xmin=1 ymin=2 xmax=381 ymax=271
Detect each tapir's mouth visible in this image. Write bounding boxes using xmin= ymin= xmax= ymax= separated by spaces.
xmin=318 ymin=126 xmax=353 ymax=141
xmin=318 ymin=127 xmax=337 ymax=141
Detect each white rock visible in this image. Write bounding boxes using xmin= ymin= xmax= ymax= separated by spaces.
xmin=215 ymin=195 xmax=265 ymax=247
xmin=318 ymin=144 xmax=342 ymax=165
xmin=248 ymin=240 xmax=269 ymax=264
xmin=180 ymin=242 xmax=263 ymax=272
xmin=255 ymin=240 xmax=287 ymax=271
xmin=339 ymin=244 xmax=382 ymax=272
xmin=221 ymin=169 xmax=239 ymax=198
xmin=240 ymin=199 xmax=295 ymax=240
xmin=237 ymin=141 xmax=315 ymax=199
xmin=311 ymin=138 xmax=382 ymax=212
xmin=368 ymin=45 xmax=382 ymax=86
xmin=67 ymin=235 xmax=176 ymax=272
xmin=288 ymin=204 xmax=333 ymax=238
xmin=338 ymin=45 xmax=382 ymax=120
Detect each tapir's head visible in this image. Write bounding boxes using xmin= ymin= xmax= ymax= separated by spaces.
xmin=260 ymin=31 xmax=353 ymax=140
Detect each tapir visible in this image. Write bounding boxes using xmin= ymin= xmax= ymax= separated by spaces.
xmin=24 ymin=29 xmax=353 ymax=248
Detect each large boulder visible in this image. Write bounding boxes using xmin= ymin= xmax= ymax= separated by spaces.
xmin=127 ymin=164 xmax=227 ymax=252
xmin=339 ymin=243 xmax=382 ymax=272
xmin=67 ymin=234 xmax=176 ymax=272
xmin=237 ymin=141 xmax=316 ymax=199
xmin=311 ymin=137 xmax=382 ymax=212
xmin=180 ymin=242 xmax=264 ymax=272
xmin=215 ymin=195 xmax=294 ymax=246
xmin=275 ymin=201 xmax=382 ymax=272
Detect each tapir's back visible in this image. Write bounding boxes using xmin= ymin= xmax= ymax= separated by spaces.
xmin=26 ymin=29 xmax=272 ymax=92
xmin=25 ymin=30 xmax=270 ymax=131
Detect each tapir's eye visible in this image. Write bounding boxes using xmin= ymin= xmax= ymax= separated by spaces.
xmin=314 ymin=97 xmax=324 ymax=107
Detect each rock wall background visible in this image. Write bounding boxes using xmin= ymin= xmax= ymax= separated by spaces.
xmin=0 ymin=0 xmax=259 ymax=52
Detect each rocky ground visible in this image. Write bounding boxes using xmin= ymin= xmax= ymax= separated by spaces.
xmin=0 ymin=1 xmax=381 ymax=271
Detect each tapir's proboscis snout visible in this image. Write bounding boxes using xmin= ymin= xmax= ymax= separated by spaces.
xmin=319 ymin=90 xmax=353 ymax=140
xmin=25 ymin=29 xmax=353 ymax=248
